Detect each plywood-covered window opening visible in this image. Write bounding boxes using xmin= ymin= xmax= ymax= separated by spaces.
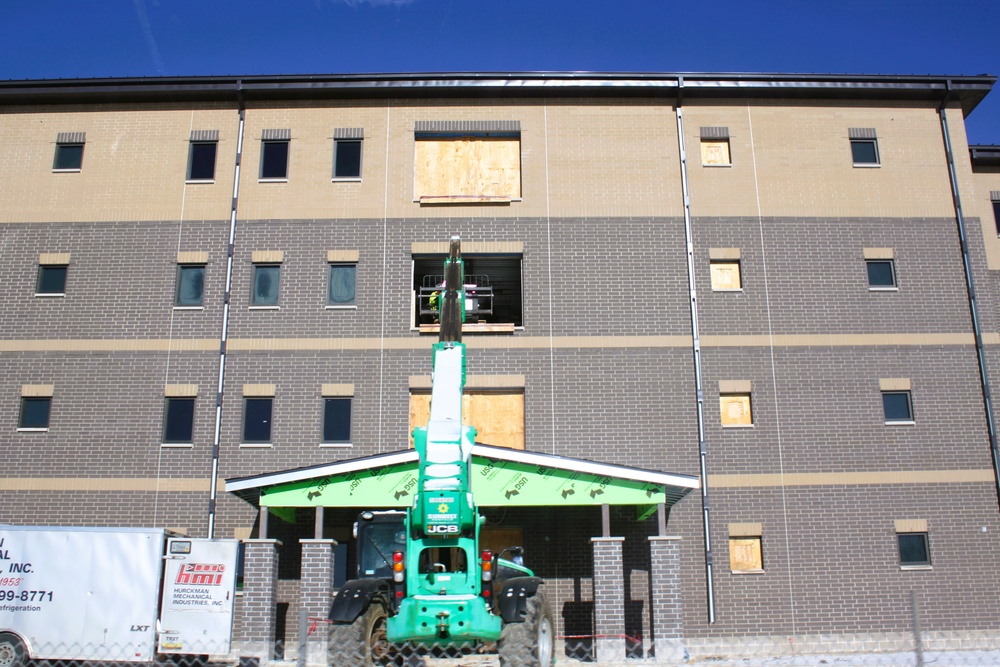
xmin=408 ymin=375 xmax=525 ymax=451
xmin=414 ymin=120 xmax=521 ymax=204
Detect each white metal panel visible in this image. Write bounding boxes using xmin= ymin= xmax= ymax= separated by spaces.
xmin=158 ymin=538 xmax=239 ymax=655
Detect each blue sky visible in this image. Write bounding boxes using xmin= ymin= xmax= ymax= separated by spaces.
xmin=4 ymin=0 xmax=1000 ymax=143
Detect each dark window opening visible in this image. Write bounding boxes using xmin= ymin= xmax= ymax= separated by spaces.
xmin=866 ymin=260 xmax=896 ymax=288
xmin=851 ymin=139 xmax=879 ymax=165
xmin=993 ymin=200 xmax=1000 ymax=236
xmin=20 ymin=397 xmax=51 ymax=429
xmin=334 ymin=140 xmax=362 ymax=179
xmin=163 ymin=397 xmax=195 ymax=443
xmin=261 ymin=141 xmax=289 ymax=179
xmin=413 ymin=255 xmax=522 ymax=327
xmin=243 ymin=398 xmax=273 ymax=443
xmin=323 ymin=398 xmax=352 ymax=443
xmin=54 ymin=144 xmax=84 ymax=170
xmin=188 ymin=142 xmax=218 ymax=180
xmin=252 ymin=265 xmax=280 ymax=305
xmin=328 ymin=265 xmax=356 ymax=306
xmin=37 ymin=265 xmax=67 ymax=295
xmin=882 ymin=391 xmax=913 ymax=422
xmin=898 ymin=533 xmax=930 ymax=566
xmin=176 ymin=265 xmax=205 ymax=306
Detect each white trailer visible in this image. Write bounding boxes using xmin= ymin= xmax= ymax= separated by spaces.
xmin=0 ymin=526 xmax=239 ymax=667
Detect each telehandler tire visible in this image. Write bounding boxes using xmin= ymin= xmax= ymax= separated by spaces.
xmin=497 ymin=586 xmax=555 ymax=667
xmin=328 ymin=602 xmax=422 ymax=667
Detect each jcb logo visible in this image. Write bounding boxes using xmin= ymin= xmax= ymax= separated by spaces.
xmin=426 ymin=525 xmax=459 ymax=534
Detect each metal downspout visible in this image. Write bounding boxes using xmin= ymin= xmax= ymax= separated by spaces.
xmin=938 ymin=84 xmax=1000 ymax=509
xmin=207 ymin=82 xmax=246 ymax=538
xmin=675 ymin=78 xmax=717 ymax=623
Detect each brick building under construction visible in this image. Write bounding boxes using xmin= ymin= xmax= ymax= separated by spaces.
xmin=2 ymin=71 xmax=1000 ymax=659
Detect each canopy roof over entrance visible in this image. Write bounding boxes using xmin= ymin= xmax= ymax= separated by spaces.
xmin=226 ymin=444 xmax=699 ymax=520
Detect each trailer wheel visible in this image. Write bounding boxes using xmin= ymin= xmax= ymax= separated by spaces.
xmin=328 ymin=602 xmax=419 ymax=667
xmin=0 ymin=633 xmax=25 ymax=667
xmin=497 ymin=587 xmax=555 ymax=667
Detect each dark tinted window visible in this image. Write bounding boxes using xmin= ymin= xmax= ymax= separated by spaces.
xmin=54 ymin=144 xmax=84 ymax=170
xmin=851 ymin=139 xmax=879 ymax=165
xmin=328 ymin=265 xmax=356 ymax=305
xmin=188 ymin=142 xmax=217 ymax=180
xmin=37 ymin=265 xmax=67 ymax=294
xmin=882 ymin=392 xmax=912 ymax=422
xmin=866 ymin=260 xmax=895 ymax=288
xmin=20 ymin=397 xmax=51 ymax=429
xmin=993 ymin=200 xmax=1000 ymax=236
xmin=176 ymin=265 xmax=205 ymax=306
xmin=243 ymin=398 xmax=273 ymax=443
xmin=334 ymin=140 xmax=362 ymax=179
xmin=163 ymin=398 xmax=195 ymax=443
xmin=898 ymin=533 xmax=930 ymax=566
xmin=261 ymin=141 xmax=289 ymax=179
xmin=252 ymin=265 xmax=280 ymax=305
xmin=323 ymin=398 xmax=352 ymax=443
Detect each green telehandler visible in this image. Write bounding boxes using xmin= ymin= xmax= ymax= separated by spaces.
xmin=327 ymin=237 xmax=555 ymax=667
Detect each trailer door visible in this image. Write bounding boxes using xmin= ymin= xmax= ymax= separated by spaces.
xmin=158 ymin=538 xmax=239 ymax=656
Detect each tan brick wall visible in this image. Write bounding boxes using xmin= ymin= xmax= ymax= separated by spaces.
xmin=684 ymin=100 xmax=958 ymax=219
xmin=0 ymin=104 xmax=235 ymax=223
xmin=0 ymin=98 xmax=975 ymax=225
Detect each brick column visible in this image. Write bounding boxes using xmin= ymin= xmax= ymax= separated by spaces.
xmin=649 ymin=536 xmax=686 ymax=662
xmin=591 ymin=537 xmax=625 ymax=663
xmin=239 ymin=539 xmax=281 ymax=664
xmin=299 ymin=539 xmax=337 ymax=667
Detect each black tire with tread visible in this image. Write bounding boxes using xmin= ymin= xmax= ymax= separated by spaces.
xmin=0 ymin=633 xmax=25 ymax=667
xmin=497 ymin=586 xmax=555 ymax=667
xmin=327 ymin=602 xmax=421 ymax=667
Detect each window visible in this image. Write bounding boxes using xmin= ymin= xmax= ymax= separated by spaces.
xmin=720 ymin=394 xmax=752 ymax=426
xmin=992 ymin=192 xmax=1000 ymax=236
xmin=260 ymin=129 xmax=291 ymax=180
xmin=53 ymin=132 xmax=85 ymax=171
xmin=252 ymin=265 xmax=280 ymax=306
xmin=410 ymin=383 xmax=525 ymax=450
xmin=163 ymin=397 xmax=195 ymax=444
xmin=414 ymin=120 xmax=521 ymax=203
xmin=700 ymin=127 xmax=731 ymax=166
xmin=898 ymin=532 xmax=930 ymax=567
xmin=866 ymin=260 xmax=896 ymax=289
xmin=323 ymin=398 xmax=352 ymax=444
xmin=36 ymin=265 xmax=67 ymax=295
xmin=176 ymin=265 xmax=206 ymax=306
xmin=882 ymin=391 xmax=913 ymax=423
xmin=720 ymin=381 xmax=753 ymax=427
xmin=187 ymin=141 xmax=218 ymax=181
xmin=328 ymin=264 xmax=356 ymax=307
xmin=413 ymin=244 xmax=523 ymax=328
xmin=19 ymin=397 xmax=51 ymax=430
xmin=849 ymin=128 xmax=879 ymax=166
xmin=243 ymin=398 xmax=273 ymax=444
xmin=729 ymin=536 xmax=763 ymax=573
xmin=333 ymin=130 xmax=363 ymax=180
xmin=710 ymin=261 xmax=742 ymax=291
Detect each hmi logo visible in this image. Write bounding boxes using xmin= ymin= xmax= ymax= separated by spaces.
xmin=175 ymin=563 xmax=226 ymax=586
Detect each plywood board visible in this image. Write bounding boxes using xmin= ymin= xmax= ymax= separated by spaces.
xmin=409 ymin=391 xmax=524 ymax=450
xmin=415 ymin=138 xmax=521 ymax=201
xmin=729 ymin=537 xmax=762 ymax=571
xmin=720 ymin=394 xmax=752 ymax=426
xmin=701 ymin=139 xmax=731 ymax=166
xmin=710 ymin=261 xmax=742 ymax=290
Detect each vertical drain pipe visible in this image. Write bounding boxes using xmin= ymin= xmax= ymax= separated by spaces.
xmin=675 ymin=78 xmax=716 ymax=623
xmin=207 ymin=82 xmax=246 ymax=538
xmin=938 ymin=85 xmax=1000 ymax=508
